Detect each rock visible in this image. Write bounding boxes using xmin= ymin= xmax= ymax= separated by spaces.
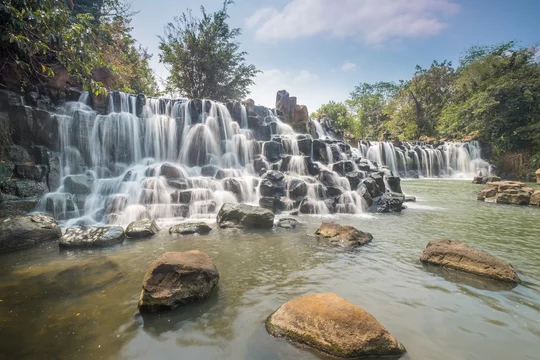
xmin=138 ymin=250 xmax=219 ymax=312
xmin=315 ymin=222 xmax=373 ymax=248
xmin=404 ymin=195 xmax=416 ymax=202
xmin=287 ymin=178 xmax=307 ymax=198
xmin=263 ymin=141 xmax=282 ymax=162
xmin=160 ymin=163 xmax=183 ymax=179
xmin=0 ymin=162 xmax=14 ymax=182
xmin=420 ymin=239 xmax=521 ymax=283
xmin=486 ymin=175 xmax=501 ymax=183
xmin=0 ymin=214 xmax=61 ymax=253
xmin=259 ymin=196 xmax=280 ymax=213
xmin=125 ymin=219 xmax=160 ymax=239
xmin=536 ymin=169 xmax=540 ymax=184
xmin=370 ymin=192 xmax=404 ymax=213
xmin=169 ymin=222 xmax=212 ymax=235
xmin=472 ymin=176 xmax=484 ymax=184
xmin=63 ymin=174 xmax=94 ymax=195
xmin=528 ymin=190 xmax=540 ymax=206
xmin=217 ymin=203 xmax=274 ymax=229
xmin=385 ymin=176 xmax=402 ymax=193
xmin=0 ymin=178 xmax=45 ymax=198
xmin=167 ymin=179 xmax=188 ymax=190
xmin=259 ymin=170 xmax=286 ymax=198
xmin=360 ymin=177 xmax=380 ymax=199
xmin=201 ymin=164 xmax=220 ymax=177
xmin=13 ymin=164 xmax=45 ymax=181
xmin=277 ymin=218 xmax=300 ymax=229
xmin=496 ymin=191 xmax=530 ymax=205
xmin=332 ymin=161 xmax=356 ymax=176
xmin=266 ymin=293 xmax=405 ymax=358
xmin=59 ymin=226 xmax=125 ymax=248
xmin=477 ymin=187 xmax=497 ymax=201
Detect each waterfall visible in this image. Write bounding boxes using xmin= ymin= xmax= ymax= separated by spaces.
xmin=359 ymin=140 xmax=491 ymax=178
xmin=41 ymin=90 xmax=492 ymax=225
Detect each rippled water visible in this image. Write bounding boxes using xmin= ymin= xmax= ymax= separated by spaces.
xmin=1 ymin=180 xmax=539 ymax=360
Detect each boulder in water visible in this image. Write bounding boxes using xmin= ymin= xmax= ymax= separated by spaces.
xmin=0 ymin=213 xmax=61 ymax=253
xmin=370 ymin=192 xmax=404 ymax=213
xmin=420 ymin=239 xmax=521 ymax=283
xmin=530 ymin=190 xmax=540 ymax=206
xmin=138 ymin=250 xmax=219 ymax=312
xmin=266 ymin=293 xmax=406 ymax=358
xmin=277 ymin=218 xmax=300 ymax=229
xmin=169 ymin=222 xmax=212 ymax=235
xmin=496 ymin=191 xmax=531 ymax=205
xmin=217 ymin=203 xmax=274 ymax=229
xmin=125 ymin=219 xmax=160 ymax=239
xmin=315 ymin=222 xmax=373 ymax=248
xmin=59 ymin=226 xmax=125 ymax=248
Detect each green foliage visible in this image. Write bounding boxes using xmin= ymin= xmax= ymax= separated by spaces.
xmin=0 ymin=0 xmax=158 ymax=95
xmin=158 ymin=1 xmax=259 ymax=102
xmin=319 ymin=41 xmax=540 ymax=161
xmin=312 ymin=101 xmax=358 ymax=138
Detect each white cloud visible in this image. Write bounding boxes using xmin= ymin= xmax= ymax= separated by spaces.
xmin=341 ymin=62 xmax=357 ymax=71
xmin=246 ymin=0 xmax=459 ymax=44
xmin=246 ymin=68 xmax=347 ymax=112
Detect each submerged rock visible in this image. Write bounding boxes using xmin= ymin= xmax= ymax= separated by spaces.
xmin=169 ymin=222 xmax=212 ymax=235
xmin=315 ymin=222 xmax=373 ymax=248
xmin=0 ymin=213 xmax=61 ymax=253
xmin=59 ymin=226 xmax=125 ymax=248
xmin=138 ymin=250 xmax=219 ymax=312
xmin=277 ymin=218 xmax=300 ymax=229
xmin=420 ymin=239 xmax=521 ymax=283
xmin=125 ymin=219 xmax=160 ymax=239
xmin=217 ymin=203 xmax=274 ymax=229
xmin=266 ymin=293 xmax=406 ymax=358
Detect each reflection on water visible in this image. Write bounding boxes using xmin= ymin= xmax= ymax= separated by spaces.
xmin=0 ymin=180 xmax=539 ymax=360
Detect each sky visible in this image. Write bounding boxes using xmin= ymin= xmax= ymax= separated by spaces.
xmin=129 ymin=0 xmax=540 ymax=112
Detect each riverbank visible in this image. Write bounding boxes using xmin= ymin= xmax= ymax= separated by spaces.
xmin=1 ymin=180 xmax=538 ymax=360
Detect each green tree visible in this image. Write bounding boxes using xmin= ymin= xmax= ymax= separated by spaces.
xmin=439 ymin=43 xmax=540 ymax=154
xmin=158 ymin=0 xmax=259 ymax=102
xmin=347 ymin=81 xmax=399 ymax=139
xmin=312 ymin=101 xmax=358 ymax=137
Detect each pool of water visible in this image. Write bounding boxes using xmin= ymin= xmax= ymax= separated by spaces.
xmin=1 ymin=180 xmax=539 ymax=360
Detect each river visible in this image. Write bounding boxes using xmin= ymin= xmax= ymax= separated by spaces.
xmin=1 ymin=180 xmax=539 ymax=360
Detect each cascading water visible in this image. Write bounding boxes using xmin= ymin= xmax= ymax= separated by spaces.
xmin=37 ymin=91 xmax=491 ymax=225
xmin=359 ymin=141 xmax=492 ymax=179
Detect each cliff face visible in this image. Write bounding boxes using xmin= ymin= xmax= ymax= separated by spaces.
xmin=0 ymin=89 xmax=69 ymax=217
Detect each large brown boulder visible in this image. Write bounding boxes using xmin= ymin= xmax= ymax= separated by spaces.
xmin=0 ymin=213 xmax=61 ymax=253
xmin=530 ymin=190 xmax=540 ymax=206
xmin=266 ymin=293 xmax=405 ymax=358
xmin=420 ymin=239 xmax=520 ymax=283
xmin=496 ymin=191 xmax=530 ymax=205
xmin=315 ymin=222 xmax=373 ymax=248
xmin=138 ymin=250 xmax=219 ymax=313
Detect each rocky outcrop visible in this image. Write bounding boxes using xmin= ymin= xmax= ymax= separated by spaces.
xmin=138 ymin=250 xmax=219 ymax=312
xmin=420 ymin=239 xmax=521 ymax=283
xmin=315 ymin=222 xmax=373 ymax=248
xmin=217 ymin=203 xmax=274 ymax=229
xmin=477 ymin=181 xmax=538 ymax=206
xmin=169 ymin=222 xmax=212 ymax=235
xmin=0 ymin=213 xmax=61 ymax=253
xmin=266 ymin=293 xmax=406 ymax=358
xmin=275 ymin=90 xmax=309 ymax=133
xmin=125 ymin=219 xmax=160 ymax=239
xmin=59 ymin=226 xmax=125 ymax=248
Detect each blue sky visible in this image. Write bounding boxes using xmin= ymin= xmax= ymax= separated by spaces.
xmin=130 ymin=0 xmax=540 ymax=112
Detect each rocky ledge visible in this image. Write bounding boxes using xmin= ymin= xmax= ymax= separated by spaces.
xmin=477 ymin=181 xmax=540 ymax=206
xmin=266 ymin=293 xmax=406 ymax=358
xmin=420 ymin=239 xmax=521 ymax=283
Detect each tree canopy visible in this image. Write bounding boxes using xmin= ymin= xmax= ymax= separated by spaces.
xmin=158 ymin=0 xmax=259 ymax=102
xmin=0 ymin=0 xmax=158 ymax=95
xmin=314 ymin=41 xmax=540 ymax=165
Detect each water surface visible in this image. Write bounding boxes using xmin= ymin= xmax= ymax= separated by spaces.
xmin=1 ymin=180 xmax=539 ymax=360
